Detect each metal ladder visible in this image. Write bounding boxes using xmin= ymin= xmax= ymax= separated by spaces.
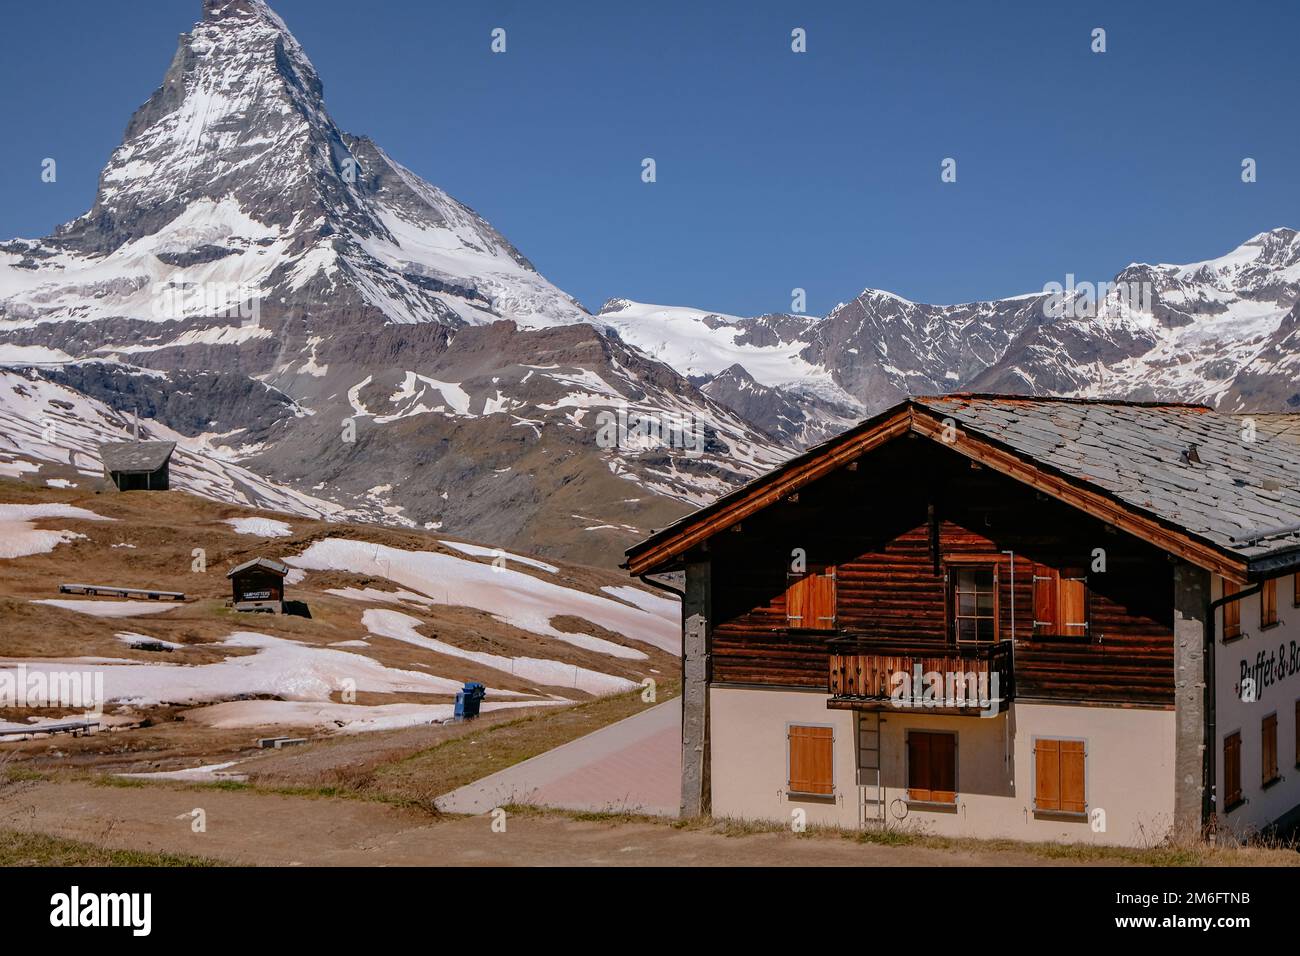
xmin=857 ymin=711 xmax=885 ymax=827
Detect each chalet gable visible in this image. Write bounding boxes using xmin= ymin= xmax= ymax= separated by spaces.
xmin=625 ymin=396 xmax=1300 ymax=582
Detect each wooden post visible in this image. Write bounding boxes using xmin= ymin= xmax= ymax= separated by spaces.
xmin=1173 ymin=561 xmax=1210 ymax=840
xmin=681 ymin=560 xmax=712 ymax=818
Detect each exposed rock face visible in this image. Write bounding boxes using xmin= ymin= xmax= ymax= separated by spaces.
xmin=2 ymin=0 xmax=1294 ymax=566
xmin=0 ymin=0 xmax=788 ymax=565
xmin=601 ymin=228 xmax=1300 ymax=442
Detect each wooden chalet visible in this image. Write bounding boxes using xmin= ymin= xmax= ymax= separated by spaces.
xmin=626 ymin=395 xmax=1300 ymax=845
xmin=227 ymin=557 xmax=289 ymax=613
xmin=100 ymin=440 xmax=176 ymax=491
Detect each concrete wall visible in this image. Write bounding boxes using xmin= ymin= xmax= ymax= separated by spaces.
xmin=1213 ymin=574 xmax=1300 ymax=837
xmin=710 ymin=685 xmax=1176 ymax=846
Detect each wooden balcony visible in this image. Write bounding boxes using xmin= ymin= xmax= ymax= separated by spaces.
xmin=827 ymin=638 xmax=1014 ymax=716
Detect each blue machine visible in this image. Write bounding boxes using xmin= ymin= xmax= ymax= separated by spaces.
xmin=454 ymin=681 xmax=486 ymax=719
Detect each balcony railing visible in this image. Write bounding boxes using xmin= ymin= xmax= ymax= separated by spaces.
xmin=827 ymin=637 xmax=1014 ymax=715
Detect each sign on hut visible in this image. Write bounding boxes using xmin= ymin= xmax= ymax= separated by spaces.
xmin=99 ymin=440 xmax=176 ymax=492
xmin=227 ymin=557 xmax=289 ymax=614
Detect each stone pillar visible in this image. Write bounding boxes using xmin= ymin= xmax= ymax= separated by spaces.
xmin=680 ymin=560 xmax=712 ymax=818
xmin=1172 ymin=561 xmax=1210 ymax=840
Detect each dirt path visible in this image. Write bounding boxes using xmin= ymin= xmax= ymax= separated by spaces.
xmin=0 ymin=779 xmax=1070 ymax=866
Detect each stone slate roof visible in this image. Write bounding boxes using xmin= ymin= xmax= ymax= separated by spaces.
xmin=1244 ymin=413 xmax=1300 ymax=447
xmin=227 ymin=557 xmax=290 ymax=578
xmin=627 ymin=395 xmax=1300 ymax=575
xmin=99 ymin=441 xmax=176 ymax=473
xmin=918 ymin=396 xmax=1300 ymax=562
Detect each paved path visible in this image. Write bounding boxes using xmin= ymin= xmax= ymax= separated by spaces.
xmin=435 ymin=698 xmax=680 ymax=816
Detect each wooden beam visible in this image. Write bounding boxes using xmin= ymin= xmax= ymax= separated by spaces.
xmin=625 ymin=409 xmax=912 ymax=575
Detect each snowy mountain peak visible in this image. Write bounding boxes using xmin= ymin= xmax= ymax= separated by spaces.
xmin=3 ymin=0 xmax=586 ymax=331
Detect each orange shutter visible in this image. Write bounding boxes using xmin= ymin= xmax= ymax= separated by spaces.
xmin=1262 ymin=714 xmax=1278 ymax=784
xmin=809 ymin=568 xmax=836 ymax=628
xmin=1035 ymin=738 xmax=1061 ymax=811
xmin=1059 ymin=570 xmax=1089 ymax=637
xmin=907 ymin=733 xmax=932 ymax=802
xmin=787 ymin=566 xmax=835 ymax=630
xmin=1223 ymin=581 xmax=1241 ymax=639
xmin=1262 ymin=579 xmax=1278 ymax=628
xmin=930 ymin=733 xmax=956 ymax=804
xmin=1059 ymin=740 xmax=1086 ymax=813
xmin=788 ymin=725 xmax=834 ymax=795
xmin=1032 ymin=565 xmax=1057 ymax=636
xmin=786 ymin=571 xmax=806 ymax=627
xmin=1223 ymin=733 xmax=1242 ymax=808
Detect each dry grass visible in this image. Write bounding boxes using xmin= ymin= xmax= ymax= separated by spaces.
xmin=0 ymin=829 xmax=220 ymax=866
xmin=501 ymin=805 xmax=1300 ymax=867
xmin=0 ymin=480 xmax=676 ymax=777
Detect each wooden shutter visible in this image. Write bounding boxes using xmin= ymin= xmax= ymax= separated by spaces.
xmin=1223 ymin=581 xmax=1241 ymax=639
xmin=1059 ymin=740 xmax=1086 ymax=813
xmin=1262 ymin=714 xmax=1278 ymax=785
xmin=786 ymin=565 xmax=835 ymax=630
xmin=1059 ymin=569 xmax=1089 ymax=637
xmin=1032 ymin=565 xmax=1057 ymax=636
xmin=1262 ymin=579 xmax=1278 ymax=628
xmin=929 ymin=733 xmax=956 ymax=804
xmin=907 ymin=732 xmax=933 ymax=802
xmin=1034 ymin=738 xmax=1085 ymax=813
xmin=1223 ymin=732 xmax=1242 ymax=809
xmin=786 ymin=570 xmax=806 ymax=627
xmin=1035 ymin=738 xmax=1061 ymax=811
xmin=907 ymin=732 xmax=955 ymax=804
xmin=1294 ymin=573 xmax=1300 ymax=609
xmin=1295 ymin=700 xmax=1300 ymax=770
xmin=788 ymin=725 xmax=834 ymax=795
xmin=1033 ymin=565 xmax=1089 ymax=637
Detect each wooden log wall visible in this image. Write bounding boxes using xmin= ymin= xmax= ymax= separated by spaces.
xmin=705 ymin=438 xmax=1176 ymax=705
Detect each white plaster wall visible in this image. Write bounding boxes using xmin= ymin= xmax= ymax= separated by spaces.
xmin=1213 ymin=574 xmax=1300 ymax=837
xmin=710 ymin=685 xmax=1176 ymax=846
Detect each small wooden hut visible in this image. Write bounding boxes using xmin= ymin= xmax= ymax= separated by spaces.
xmin=99 ymin=441 xmax=176 ymax=491
xmin=227 ymin=557 xmax=289 ymax=614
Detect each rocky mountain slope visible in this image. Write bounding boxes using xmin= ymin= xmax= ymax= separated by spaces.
xmin=1 ymin=0 xmax=1294 ymax=567
xmin=602 ymin=228 xmax=1300 ymax=443
xmin=0 ymin=0 xmax=787 ymax=564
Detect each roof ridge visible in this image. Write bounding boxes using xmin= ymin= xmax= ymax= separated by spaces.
xmin=919 ymin=393 xmax=1213 ymax=410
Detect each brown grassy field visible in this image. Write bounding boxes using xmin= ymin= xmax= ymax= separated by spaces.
xmin=0 ymin=479 xmax=676 ymax=777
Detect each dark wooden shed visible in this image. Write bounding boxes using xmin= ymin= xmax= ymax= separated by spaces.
xmin=227 ymin=557 xmax=289 ymax=614
xmin=99 ymin=441 xmax=176 ymax=491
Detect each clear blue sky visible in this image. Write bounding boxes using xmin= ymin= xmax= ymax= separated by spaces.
xmin=2 ymin=0 xmax=1296 ymax=317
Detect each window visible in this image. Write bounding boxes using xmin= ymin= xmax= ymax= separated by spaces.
xmin=1223 ymin=581 xmax=1242 ymax=641
xmin=786 ymin=565 xmax=836 ymax=630
xmin=1034 ymin=738 xmax=1086 ymax=815
xmin=1032 ymin=565 xmax=1089 ymax=637
xmin=950 ymin=565 xmax=997 ymax=643
xmin=787 ymin=725 xmax=834 ymax=796
xmin=1223 ymin=732 xmax=1242 ymax=811
xmin=1294 ymin=573 xmax=1300 ymax=609
xmin=1262 ymin=713 xmax=1279 ymax=786
xmin=1261 ymin=579 xmax=1278 ymax=628
xmin=907 ymin=731 xmax=956 ymax=804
